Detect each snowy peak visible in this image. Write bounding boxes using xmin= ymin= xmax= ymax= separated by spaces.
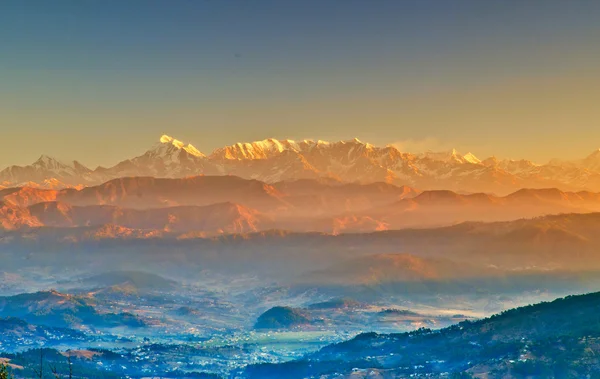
xmin=463 ymin=152 xmax=481 ymax=165
xmin=208 ymin=137 xmax=379 ymax=160
xmin=417 ymin=149 xmax=480 ymax=164
xmin=159 ymin=135 xmax=176 ymax=144
xmin=103 ymin=135 xmax=208 ymax=179
xmin=156 ymin=135 xmax=205 ymax=158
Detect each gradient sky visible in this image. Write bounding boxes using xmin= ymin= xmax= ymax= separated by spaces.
xmin=1 ymin=0 xmax=600 ymax=168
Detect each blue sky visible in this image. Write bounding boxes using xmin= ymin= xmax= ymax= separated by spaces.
xmin=1 ymin=1 xmax=600 ymax=167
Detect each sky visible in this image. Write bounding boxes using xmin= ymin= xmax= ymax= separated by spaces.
xmin=1 ymin=0 xmax=600 ymax=168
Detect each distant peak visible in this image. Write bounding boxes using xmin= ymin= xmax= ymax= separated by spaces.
xmin=32 ymin=155 xmax=73 ymax=168
xmin=157 ymin=135 xmax=204 ymax=157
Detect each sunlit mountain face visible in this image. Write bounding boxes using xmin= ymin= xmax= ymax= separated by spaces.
xmin=3 ymin=1 xmax=600 ymax=378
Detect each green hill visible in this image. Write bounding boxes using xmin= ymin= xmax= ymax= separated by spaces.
xmin=254 ymin=306 xmax=311 ymax=329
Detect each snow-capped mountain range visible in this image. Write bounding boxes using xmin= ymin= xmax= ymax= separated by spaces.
xmin=2 ymin=135 xmax=600 ymax=194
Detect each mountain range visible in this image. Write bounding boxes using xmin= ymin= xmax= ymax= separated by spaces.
xmin=2 ymin=135 xmax=600 ymax=194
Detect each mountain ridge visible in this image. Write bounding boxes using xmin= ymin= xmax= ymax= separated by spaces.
xmin=2 ymin=135 xmax=600 ymax=194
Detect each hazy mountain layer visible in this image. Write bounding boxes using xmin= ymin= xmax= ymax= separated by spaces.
xmin=2 ymin=177 xmax=600 ymax=234
xmin=4 ymin=213 xmax=600 ymax=280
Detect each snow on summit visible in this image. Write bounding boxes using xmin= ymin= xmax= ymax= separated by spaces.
xmin=157 ymin=135 xmax=205 ymax=157
xmin=210 ymin=138 xmax=325 ymax=160
xmin=463 ymin=153 xmax=482 ymax=165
